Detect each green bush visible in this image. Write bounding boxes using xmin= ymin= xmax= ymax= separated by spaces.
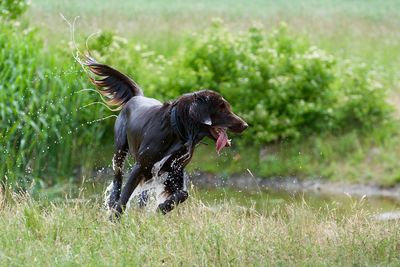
xmin=76 ymin=22 xmax=393 ymax=145
xmin=163 ymin=22 xmax=391 ymax=144
xmin=0 ymin=0 xmax=29 ymax=20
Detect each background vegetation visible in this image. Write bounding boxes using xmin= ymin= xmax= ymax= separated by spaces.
xmin=1 ymin=0 xmax=400 ymax=188
xmin=2 ymin=1 xmax=400 ymax=265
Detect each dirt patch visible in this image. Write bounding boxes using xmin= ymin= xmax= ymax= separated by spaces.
xmin=190 ymin=172 xmax=400 ymax=201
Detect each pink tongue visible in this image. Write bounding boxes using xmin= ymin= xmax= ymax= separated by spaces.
xmin=216 ymin=130 xmax=228 ymax=154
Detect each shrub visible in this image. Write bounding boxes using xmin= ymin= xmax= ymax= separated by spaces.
xmin=166 ymin=22 xmax=392 ymax=144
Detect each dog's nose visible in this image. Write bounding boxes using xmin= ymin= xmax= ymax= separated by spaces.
xmin=236 ymin=121 xmax=248 ymax=132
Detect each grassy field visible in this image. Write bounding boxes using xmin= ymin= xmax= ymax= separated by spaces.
xmin=2 ymin=2 xmax=400 ymax=265
xmin=1 ymin=190 xmax=399 ymax=266
xmin=28 ymin=0 xmax=400 ymax=72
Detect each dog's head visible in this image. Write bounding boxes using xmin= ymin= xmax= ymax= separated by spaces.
xmin=177 ymin=89 xmax=248 ymax=153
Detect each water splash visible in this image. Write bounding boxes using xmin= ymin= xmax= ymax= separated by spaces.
xmin=60 ymin=16 xmax=121 ymax=117
xmin=75 ymin=89 xmax=120 ymax=112
xmin=59 ymin=14 xmax=88 ymax=74
xmin=84 ymin=115 xmax=118 ymax=125
xmin=128 ymin=154 xmax=172 ymax=212
xmin=79 ymin=101 xmax=120 ymax=112
xmin=104 ymin=153 xmax=189 ymax=214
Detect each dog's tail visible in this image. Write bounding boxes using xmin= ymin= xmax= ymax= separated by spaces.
xmin=83 ymin=55 xmax=143 ymax=109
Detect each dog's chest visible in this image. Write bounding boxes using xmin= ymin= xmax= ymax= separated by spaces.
xmin=127 ymin=171 xmax=188 ymax=211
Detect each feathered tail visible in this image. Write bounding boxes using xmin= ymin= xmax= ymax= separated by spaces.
xmin=83 ymin=55 xmax=143 ymax=109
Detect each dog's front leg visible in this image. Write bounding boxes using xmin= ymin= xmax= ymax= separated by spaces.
xmin=158 ymin=170 xmax=188 ymax=214
xmin=158 ymin=190 xmax=189 ymax=214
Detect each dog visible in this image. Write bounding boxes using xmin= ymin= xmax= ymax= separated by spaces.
xmin=83 ymin=56 xmax=248 ymax=218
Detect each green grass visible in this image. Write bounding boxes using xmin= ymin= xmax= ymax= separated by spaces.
xmin=24 ymin=0 xmax=400 ymax=91
xmin=190 ymin=126 xmax=400 ymax=186
xmin=28 ymin=0 xmax=400 ymax=72
xmin=1 ymin=190 xmax=399 ymax=266
xmin=2 ymin=3 xmax=400 ymax=265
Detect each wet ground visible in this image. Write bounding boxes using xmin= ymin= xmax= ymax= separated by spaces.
xmin=193 ymin=173 xmax=400 ymax=218
xmin=35 ymin=170 xmax=400 ymax=219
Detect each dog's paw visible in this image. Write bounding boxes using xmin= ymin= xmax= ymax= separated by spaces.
xmin=108 ymin=204 xmax=123 ymax=222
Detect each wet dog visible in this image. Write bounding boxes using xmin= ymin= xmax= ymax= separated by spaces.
xmin=84 ymin=56 xmax=248 ymax=218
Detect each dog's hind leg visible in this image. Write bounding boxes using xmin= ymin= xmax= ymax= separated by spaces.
xmin=108 ymin=147 xmax=128 ymax=209
xmin=108 ymin=114 xmax=129 ymax=209
xmin=111 ymin=163 xmax=143 ymax=219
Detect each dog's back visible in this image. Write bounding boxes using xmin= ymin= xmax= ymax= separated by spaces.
xmin=119 ymin=96 xmax=173 ymax=161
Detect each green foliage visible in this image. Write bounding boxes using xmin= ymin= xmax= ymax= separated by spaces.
xmin=86 ymin=31 xmax=128 ymax=60
xmin=95 ymin=23 xmax=391 ymax=145
xmin=0 ymin=23 xmax=108 ymax=187
xmin=166 ymin=22 xmax=391 ymax=143
xmin=0 ymin=18 xmax=394 ymax=187
xmin=0 ymin=0 xmax=28 ymax=20
xmin=332 ymin=62 xmax=391 ymax=130
xmin=1 ymin=193 xmax=400 ymax=266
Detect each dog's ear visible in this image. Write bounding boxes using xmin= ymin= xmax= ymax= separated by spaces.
xmin=189 ymin=100 xmax=212 ymax=126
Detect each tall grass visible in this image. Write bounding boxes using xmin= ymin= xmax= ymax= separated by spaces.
xmin=0 ymin=23 xmax=112 ymax=187
xmin=0 ymin=190 xmax=399 ymax=266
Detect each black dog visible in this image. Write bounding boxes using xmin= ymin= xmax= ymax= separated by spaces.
xmin=84 ymin=56 xmax=248 ymax=218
